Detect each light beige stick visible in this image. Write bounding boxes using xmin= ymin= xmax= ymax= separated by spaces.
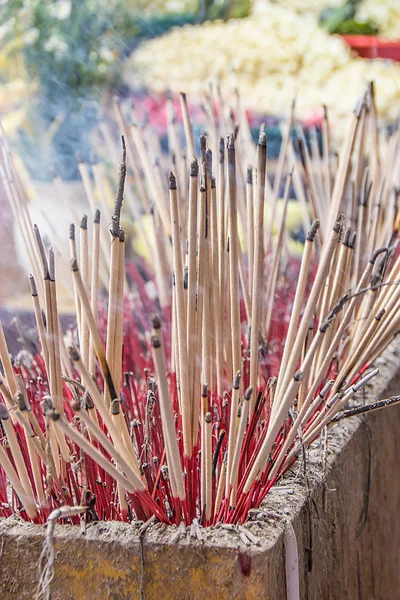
xmin=193 ymin=183 xmax=207 ymax=444
xmin=272 ymin=217 xmax=343 ymax=420
xmin=0 ymin=443 xmax=37 ymax=519
xmin=180 ymin=92 xmax=195 ymax=161
xmin=0 ymin=404 xmax=36 ymax=507
xmin=89 ymin=210 xmax=101 ymax=375
xmin=275 ymin=220 xmax=319 ymax=401
xmin=249 ymin=133 xmax=267 ymax=413
xmin=79 ymin=216 xmax=90 ymax=368
xmin=187 ymin=158 xmax=199 ymax=415
xmin=151 ymin=317 xmax=185 ymax=500
xmin=169 ymin=172 xmax=192 ymax=458
xmin=225 ymin=371 xmax=241 ymax=496
xmin=227 ymin=135 xmax=242 ymax=380
xmin=229 ymin=386 xmax=252 ymax=507
xmin=29 ymin=275 xmax=49 ymax=370
xmin=264 ymin=171 xmax=292 ymax=340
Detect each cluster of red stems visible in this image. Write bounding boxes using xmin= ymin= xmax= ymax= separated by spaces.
xmin=0 ymin=83 xmax=399 ymax=528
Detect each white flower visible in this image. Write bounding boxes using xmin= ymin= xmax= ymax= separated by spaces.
xmin=22 ymin=28 xmax=40 ymax=45
xmin=44 ymin=35 xmax=69 ymax=60
xmin=49 ymin=0 xmax=72 ymax=21
xmin=98 ymin=46 xmax=114 ymax=63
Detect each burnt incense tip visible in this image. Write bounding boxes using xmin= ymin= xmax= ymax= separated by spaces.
xmin=244 ymin=386 xmax=253 ymax=401
xmin=349 ymin=231 xmax=357 ymax=249
xmin=227 ymin=133 xmax=235 ymax=151
xmin=205 ymin=412 xmax=212 ymax=424
xmin=68 ymin=346 xmax=80 ymax=361
xmin=69 ymin=223 xmax=75 ymax=240
xmin=307 ymin=219 xmax=320 ymax=242
xmin=168 ymin=171 xmax=177 ymax=190
xmin=333 ymin=214 xmax=345 ymax=233
xmin=94 ymin=209 xmax=101 ymax=224
xmin=210 ymin=174 xmax=216 ymax=189
xmin=294 ymin=370 xmax=304 ymax=382
xmin=233 ymin=371 xmax=241 ymax=390
xmin=343 ymin=227 xmax=352 ymax=247
xmin=111 ymin=399 xmax=120 ymax=415
xmin=119 ymin=228 xmax=125 ymax=243
xmin=199 ymin=183 xmax=206 ymax=193
xmin=29 ymin=274 xmax=37 ymax=297
xmin=151 ymin=314 xmax=161 ymax=330
xmin=71 ymin=258 xmax=79 ymax=272
xmin=121 ymin=134 xmax=126 ymax=159
xmin=219 ymin=137 xmax=225 ymax=164
xmin=202 ymin=384 xmax=208 ymax=397
xmin=49 ymin=248 xmax=55 ymax=282
xmin=258 ymin=131 xmax=267 ymax=147
xmin=322 ymin=104 xmax=328 ymax=119
xmin=0 ymin=403 xmax=9 ymax=420
xmin=180 ymin=91 xmax=186 ymax=100
xmin=296 ymin=138 xmax=306 ymax=167
xmin=369 ymin=80 xmax=375 ymax=98
xmin=246 ymin=165 xmax=253 ymax=184
xmin=375 ymin=308 xmax=385 ymax=321
xmin=151 ymin=335 xmax=161 ymax=349
xmin=80 ymin=214 xmax=88 ymax=230
xmin=190 ymin=157 xmax=199 ymax=177
xmin=370 ymin=246 xmax=387 ymax=265
xmin=200 ymin=133 xmax=207 ymax=162
xmin=71 ymin=399 xmax=81 ymax=412
xmin=354 ymin=92 xmax=367 ymax=118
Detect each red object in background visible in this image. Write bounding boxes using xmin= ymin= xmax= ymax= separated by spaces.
xmin=341 ymin=35 xmax=400 ymax=61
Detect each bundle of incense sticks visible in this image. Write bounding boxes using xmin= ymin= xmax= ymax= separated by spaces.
xmin=0 ymin=82 xmax=400 ymax=527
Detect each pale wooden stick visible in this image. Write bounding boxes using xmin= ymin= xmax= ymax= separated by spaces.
xmin=229 ymin=386 xmax=252 ymax=507
xmin=113 ymin=232 xmax=125 ymax=397
xmin=321 ymin=106 xmax=331 ymax=206
xmin=273 ymin=99 xmax=296 ymax=201
xmin=48 ymin=250 xmax=71 ymax=463
xmin=169 ymin=172 xmax=192 ymax=458
xmin=68 ymin=346 xmax=140 ymax=476
xmin=79 ymin=215 xmax=90 ymax=368
xmin=249 ymin=133 xmax=267 ymax=412
xmin=0 ymin=321 xmax=18 ymax=397
xmin=187 ymin=159 xmax=199 ymax=414
xmin=151 ymin=317 xmax=185 ymax=500
xmin=193 ymin=182 xmax=207 ymax=445
xmin=71 ymin=260 xmax=118 ymax=401
xmin=0 ymin=404 xmax=37 ymax=508
xmin=214 ymin=452 xmax=227 ymax=516
xmin=264 ymin=170 xmax=292 ymax=340
xmin=50 ymin=410 xmax=144 ymax=493
xmin=211 ymin=174 xmax=224 ymax=397
xmin=327 ymin=95 xmax=365 ymax=234
xmin=225 ymin=371 xmax=241 ymax=496
xmin=180 ymin=92 xmax=195 ymax=162
xmin=0 ymin=442 xmax=37 ymax=519
xmin=227 ymin=135 xmax=242 ymax=379
xmin=204 ymin=408 xmax=212 ymax=521
xmin=69 ymin=224 xmax=82 ymax=345
xmin=246 ymin=166 xmax=254 ymax=298
xmin=272 ymin=217 xmax=343 ymax=419
xmin=275 ymin=220 xmax=319 ymax=401
xmin=89 ymin=210 xmax=100 ymax=375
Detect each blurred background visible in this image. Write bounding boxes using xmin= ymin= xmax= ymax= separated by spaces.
xmin=0 ymin=0 xmax=399 ymax=309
